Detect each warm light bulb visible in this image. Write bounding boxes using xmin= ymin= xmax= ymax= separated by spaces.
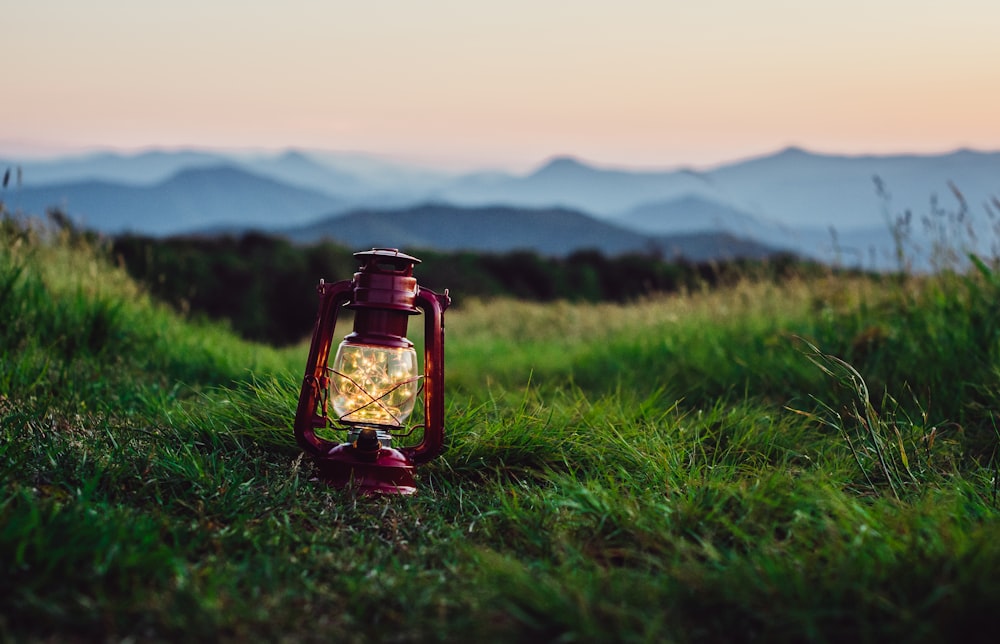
xmin=329 ymin=342 xmax=419 ymax=426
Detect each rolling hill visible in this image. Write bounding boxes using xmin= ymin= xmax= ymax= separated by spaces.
xmin=276 ymin=202 xmax=779 ymax=260
xmin=5 ymin=164 xmax=347 ymax=235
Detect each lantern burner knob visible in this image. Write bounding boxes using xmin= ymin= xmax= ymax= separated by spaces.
xmin=353 ymin=427 xmax=384 ymax=460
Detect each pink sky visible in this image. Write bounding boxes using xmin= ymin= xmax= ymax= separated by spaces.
xmin=5 ymin=0 xmax=1000 ymax=170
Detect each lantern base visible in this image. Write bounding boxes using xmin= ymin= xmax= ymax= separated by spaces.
xmin=312 ymin=443 xmax=418 ymax=495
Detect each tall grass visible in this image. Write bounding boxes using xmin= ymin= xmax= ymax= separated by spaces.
xmin=3 ymin=208 xmax=1000 ymax=642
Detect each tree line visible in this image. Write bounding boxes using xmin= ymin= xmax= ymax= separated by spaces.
xmin=110 ymin=231 xmax=818 ymax=346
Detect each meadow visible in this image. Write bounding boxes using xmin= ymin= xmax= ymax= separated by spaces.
xmin=2 ymin=212 xmax=1000 ymax=642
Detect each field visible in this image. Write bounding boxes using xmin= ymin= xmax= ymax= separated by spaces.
xmin=2 ymin=215 xmax=1000 ymax=642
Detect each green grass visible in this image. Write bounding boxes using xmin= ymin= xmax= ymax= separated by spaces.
xmin=2 ymin=213 xmax=1000 ymax=642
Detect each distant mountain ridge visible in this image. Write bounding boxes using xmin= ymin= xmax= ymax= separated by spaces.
xmin=2 ymin=149 xmax=232 ymax=186
xmin=281 ymin=203 xmax=650 ymax=255
xmin=5 ymin=163 xmax=345 ymax=235
xmin=436 ymin=147 xmax=1000 ymax=229
xmin=434 ymin=155 xmax=713 ymax=216
xmin=3 ymin=145 xmax=999 ymax=267
xmin=276 ymin=202 xmax=776 ymax=260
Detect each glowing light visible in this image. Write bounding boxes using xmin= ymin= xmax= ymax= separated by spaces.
xmin=329 ymin=343 xmax=419 ymax=426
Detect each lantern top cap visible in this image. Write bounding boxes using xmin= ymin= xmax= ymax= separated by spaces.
xmin=354 ymin=248 xmax=421 ymax=263
xmin=354 ymin=248 xmax=421 ymax=272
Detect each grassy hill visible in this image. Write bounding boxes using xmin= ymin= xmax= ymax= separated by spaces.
xmin=3 ymin=209 xmax=1000 ymax=641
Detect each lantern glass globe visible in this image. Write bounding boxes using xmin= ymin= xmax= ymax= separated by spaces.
xmin=330 ymin=341 xmax=420 ymax=427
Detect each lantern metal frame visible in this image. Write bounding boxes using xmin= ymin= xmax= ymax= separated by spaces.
xmin=293 ymin=249 xmax=450 ymax=495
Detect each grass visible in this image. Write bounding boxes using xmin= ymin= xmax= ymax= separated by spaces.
xmin=2 ymin=211 xmax=1000 ymax=642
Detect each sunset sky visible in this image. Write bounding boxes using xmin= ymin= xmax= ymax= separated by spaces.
xmin=5 ymin=0 xmax=1000 ymax=170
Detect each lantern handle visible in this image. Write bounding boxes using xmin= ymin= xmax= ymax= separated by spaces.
xmin=402 ymin=286 xmax=451 ymax=465
xmin=294 ymin=278 xmax=355 ymax=456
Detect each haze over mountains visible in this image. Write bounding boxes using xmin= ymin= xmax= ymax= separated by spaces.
xmin=3 ymin=146 xmax=999 ymax=268
xmin=275 ymin=203 xmax=777 ymax=262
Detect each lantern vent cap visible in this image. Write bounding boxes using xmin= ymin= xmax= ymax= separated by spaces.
xmin=354 ymin=248 xmax=421 ymax=273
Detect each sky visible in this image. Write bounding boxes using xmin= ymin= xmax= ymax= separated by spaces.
xmin=4 ymin=0 xmax=1000 ymax=171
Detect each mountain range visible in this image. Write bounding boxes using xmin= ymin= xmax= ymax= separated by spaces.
xmin=3 ymin=146 xmax=999 ymax=268
xmin=277 ymin=203 xmax=777 ymax=261
xmin=5 ymin=164 xmax=346 ymax=235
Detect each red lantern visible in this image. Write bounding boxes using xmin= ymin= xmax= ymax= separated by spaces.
xmin=294 ymin=249 xmax=450 ymax=494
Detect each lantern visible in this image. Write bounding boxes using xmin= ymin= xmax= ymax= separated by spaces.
xmin=294 ymin=248 xmax=450 ymax=495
